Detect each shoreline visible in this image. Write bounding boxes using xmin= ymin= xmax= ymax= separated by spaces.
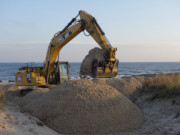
xmin=1 ymin=72 xmax=180 ymax=85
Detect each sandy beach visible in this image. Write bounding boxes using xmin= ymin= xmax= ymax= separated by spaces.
xmin=0 ymin=85 xmax=61 ymax=135
xmin=0 ymin=74 xmax=180 ymax=135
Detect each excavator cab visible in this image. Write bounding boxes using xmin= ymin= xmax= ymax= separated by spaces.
xmin=58 ymin=62 xmax=70 ymax=83
xmin=48 ymin=61 xmax=70 ymax=85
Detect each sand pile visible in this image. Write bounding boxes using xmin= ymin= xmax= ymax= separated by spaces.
xmin=23 ymin=79 xmax=144 ymax=134
xmin=0 ymin=84 xmax=19 ymax=105
xmin=21 ymin=88 xmax=49 ymax=106
xmin=0 ymin=85 xmax=49 ymax=107
xmin=92 ymin=77 xmax=144 ymax=96
xmin=80 ymin=47 xmax=107 ymax=77
xmin=106 ymin=77 xmax=144 ymax=96
xmin=0 ymin=84 xmax=15 ymax=91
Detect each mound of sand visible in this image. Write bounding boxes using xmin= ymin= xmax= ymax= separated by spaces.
xmin=23 ymin=79 xmax=144 ymax=134
xmin=21 ymin=88 xmax=49 ymax=106
xmin=0 ymin=84 xmax=20 ymax=106
xmin=106 ymin=77 xmax=144 ymax=96
xmin=80 ymin=47 xmax=107 ymax=77
xmin=92 ymin=77 xmax=144 ymax=96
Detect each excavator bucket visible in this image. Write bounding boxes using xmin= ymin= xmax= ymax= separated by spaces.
xmin=92 ymin=59 xmax=119 ymax=78
xmin=80 ymin=47 xmax=119 ymax=78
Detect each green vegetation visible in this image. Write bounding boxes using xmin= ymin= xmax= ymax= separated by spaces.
xmin=139 ymin=74 xmax=180 ymax=98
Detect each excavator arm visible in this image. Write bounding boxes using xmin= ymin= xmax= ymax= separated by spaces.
xmin=79 ymin=11 xmax=117 ymax=62
xmin=43 ymin=21 xmax=83 ymax=76
xmin=44 ymin=10 xmax=118 ymax=80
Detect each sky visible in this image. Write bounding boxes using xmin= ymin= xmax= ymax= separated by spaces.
xmin=0 ymin=0 xmax=180 ymax=62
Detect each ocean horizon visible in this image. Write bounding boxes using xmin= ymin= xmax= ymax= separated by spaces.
xmin=0 ymin=62 xmax=180 ymax=84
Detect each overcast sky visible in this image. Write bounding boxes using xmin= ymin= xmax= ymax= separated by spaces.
xmin=0 ymin=0 xmax=180 ymax=62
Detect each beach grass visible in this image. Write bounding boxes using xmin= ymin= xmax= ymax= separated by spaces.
xmin=140 ymin=74 xmax=180 ymax=98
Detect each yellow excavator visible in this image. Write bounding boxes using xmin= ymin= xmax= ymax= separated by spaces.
xmin=15 ymin=10 xmax=119 ymax=86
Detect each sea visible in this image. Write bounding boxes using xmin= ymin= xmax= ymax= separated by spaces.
xmin=0 ymin=62 xmax=180 ymax=84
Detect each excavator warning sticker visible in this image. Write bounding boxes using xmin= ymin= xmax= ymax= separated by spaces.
xmin=18 ymin=75 xmax=21 ymax=83
xmin=59 ymin=31 xmax=72 ymax=42
xmin=59 ymin=37 xmax=62 ymax=42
